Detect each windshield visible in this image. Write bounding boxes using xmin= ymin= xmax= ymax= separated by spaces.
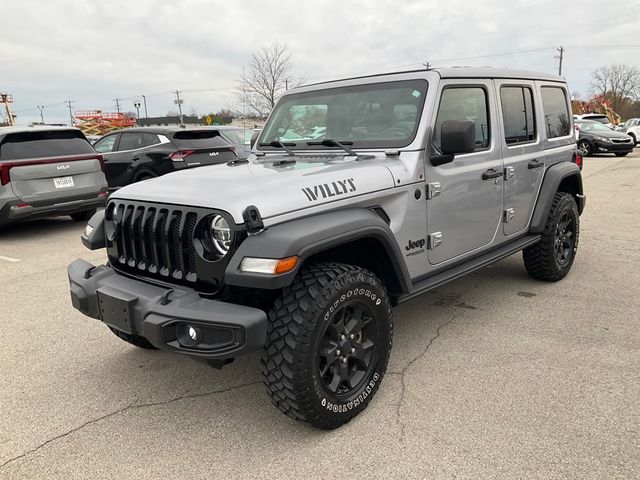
xmin=260 ymin=79 xmax=428 ymax=150
xmin=577 ymin=121 xmax=611 ymax=132
xmin=583 ymin=116 xmax=609 ymax=125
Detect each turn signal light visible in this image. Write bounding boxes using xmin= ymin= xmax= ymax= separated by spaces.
xmin=240 ymin=256 xmax=299 ymax=275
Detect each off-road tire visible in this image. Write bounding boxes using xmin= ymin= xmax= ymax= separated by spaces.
xmin=108 ymin=326 xmax=157 ymax=349
xmin=615 ymin=152 xmax=629 ymax=157
xmin=262 ymin=263 xmax=393 ymax=429
xmin=70 ymin=209 xmax=96 ymax=222
xmin=523 ymin=192 xmax=579 ymax=281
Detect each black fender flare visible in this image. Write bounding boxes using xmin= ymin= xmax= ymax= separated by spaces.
xmin=530 ymin=162 xmax=584 ymax=234
xmin=225 ymin=208 xmax=412 ymax=291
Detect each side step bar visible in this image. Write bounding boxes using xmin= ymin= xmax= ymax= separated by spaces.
xmin=395 ymin=234 xmax=541 ymax=304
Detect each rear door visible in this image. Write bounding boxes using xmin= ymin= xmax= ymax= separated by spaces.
xmin=0 ymin=129 xmax=106 ymax=205
xmin=94 ymin=133 xmax=121 ymax=188
xmin=496 ymin=81 xmax=544 ymax=236
xmin=426 ymin=80 xmax=503 ymax=265
xmin=105 ymin=131 xmax=145 ymax=188
xmin=169 ymin=130 xmax=237 ymax=166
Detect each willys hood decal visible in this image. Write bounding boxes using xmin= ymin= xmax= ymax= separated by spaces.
xmin=111 ymin=155 xmax=396 ymax=223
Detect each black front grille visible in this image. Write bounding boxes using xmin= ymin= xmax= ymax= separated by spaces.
xmin=106 ymin=201 xmax=199 ymax=284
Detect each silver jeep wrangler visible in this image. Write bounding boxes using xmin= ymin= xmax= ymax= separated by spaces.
xmin=69 ymin=67 xmax=585 ymax=429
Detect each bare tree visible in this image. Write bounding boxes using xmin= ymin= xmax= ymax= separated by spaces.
xmin=590 ymin=64 xmax=640 ymax=112
xmin=237 ymin=42 xmax=301 ymax=118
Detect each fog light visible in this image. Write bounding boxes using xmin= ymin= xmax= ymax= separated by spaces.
xmin=188 ymin=326 xmax=198 ymax=342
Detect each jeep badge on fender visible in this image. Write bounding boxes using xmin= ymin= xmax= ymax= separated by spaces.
xmin=68 ymin=67 xmax=584 ymax=430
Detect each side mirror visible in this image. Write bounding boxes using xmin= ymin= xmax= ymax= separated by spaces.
xmin=431 ymin=120 xmax=476 ymax=166
xmin=250 ymin=130 xmax=261 ymax=148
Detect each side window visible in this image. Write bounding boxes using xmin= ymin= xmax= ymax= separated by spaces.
xmin=500 ymin=86 xmax=536 ymax=145
xmin=434 ymin=87 xmax=490 ymax=152
xmin=93 ymin=134 xmax=118 ymax=154
xmin=143 ymin=133 xmax=161 ymax=147
xmin=117 ymin=132 xmax=144 ymax=151
xmin=541 ymin=87 xmax=571 ymax=138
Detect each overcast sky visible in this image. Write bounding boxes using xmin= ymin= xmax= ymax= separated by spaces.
xmin=2 ymin=0 xmax=640 ymax=125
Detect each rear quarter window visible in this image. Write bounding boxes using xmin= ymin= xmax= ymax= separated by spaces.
xmin=541 ymin=87 xmax=571 ymax=138
xmin=0 ymin=130 xmax=94 ymax=161
xmin=170 ymin=131 xmax=230 ymax=148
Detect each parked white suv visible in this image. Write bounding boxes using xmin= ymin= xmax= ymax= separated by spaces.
xmin=622 ymin=118 xmax=640 ymax=145
xmin=575 ymin=113 xmax=613 ymax=129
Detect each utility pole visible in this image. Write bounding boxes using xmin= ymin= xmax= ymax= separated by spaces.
xmin=557 ymin=46 xmax=564 ymax=76
xmin=114 ymin=98 xmax=122 ymax=114
xmin=133 ymin=99 xmax=141 ymax=124
xmin=423 ymin=61 xmax=431 ymax=69
xmin=174 ymin=90 xmax=184 ymax=126
xmin=65 ymin=100 xmax=74 ymax=126
xmin=141 ymin=94 xmax=148 ymax=118
xmin=37 ymin=105 xmax=45 ymax=124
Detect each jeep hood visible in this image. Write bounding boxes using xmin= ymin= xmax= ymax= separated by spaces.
xmin=111 ymin=155 xmax=396 ymax=223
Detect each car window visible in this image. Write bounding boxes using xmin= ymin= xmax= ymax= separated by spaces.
xmin=94 ymin=134 xmax=118 ymax=154
xmin=500 ymin=86 xmax=536 ymax=145
xmin=541 ymin=87 xmax=571 ymax=138
xmin=117 ymin=132 xmax=144 ymax=151
xmin=0 ymin=130 xmax=95 ymax=160
xmin=260 ymin=79 xmax=428 ymax=149
xmin=219 ymin=129 xmax=245 ymax=146
xmin=143 ymin=133 xmax=161 ymax=147
xmin=433 ymin=86 xmax=490 ymax=152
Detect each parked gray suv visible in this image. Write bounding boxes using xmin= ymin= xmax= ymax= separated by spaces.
xmin=0 ymin=127 xmax=108 ymax=226
xmin=69 ymin=67 xmax=585 ymax=429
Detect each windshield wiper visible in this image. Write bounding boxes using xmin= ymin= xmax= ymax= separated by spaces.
xmin=258 ymin=140 xmax=297 ymax=157
xmin=306 ymin=138 xmax=357 ymax=156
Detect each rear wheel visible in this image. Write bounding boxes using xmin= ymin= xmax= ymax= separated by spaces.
xmin=262 ymin=263 xmax=392 ymax=429
xmin=523 ymin=192 xmax=579 ymax=281
xmin=70 ymin=209 xmax=96 ymax=222
xmin=578 ymin=140 xmax=592 ymax=157
xmin=108 ymin=326 xmax=157 ymax=349
xmin=615 ymin=152 xmax=629 ymax=157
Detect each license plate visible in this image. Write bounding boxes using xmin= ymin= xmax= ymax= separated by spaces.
xmin=54 ymin=176 xmax=74 ymax=189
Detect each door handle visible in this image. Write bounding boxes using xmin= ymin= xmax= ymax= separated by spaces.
xmin=527 ymin=159 xmax=544 ymax=169
xmin=131 ymin=156 xmax=140 ymax=161
xmin=482 ymin=168 xmax=503 ymax=180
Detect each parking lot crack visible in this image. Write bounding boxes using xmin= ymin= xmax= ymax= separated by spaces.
xmin=394 ymin=312 xmax=458 ymax=443
xmin=0 ymin=380 xmax=261 ymax=470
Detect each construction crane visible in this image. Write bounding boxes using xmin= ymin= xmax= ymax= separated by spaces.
xmin=74 ymin=110 xmax=136 ymax=136
xmin=0 ymin=93 xmax=16 ymax=126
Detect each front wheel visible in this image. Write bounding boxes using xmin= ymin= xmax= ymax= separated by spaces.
xmin=615 ymin=152 xmax=629 ymax=157
xmin=262 ymin=263 xmax=392 ymax=429
xmin=523 ymin=192 xmax=580 ymax=281
xmin=578 ymin=140 xmax=592 ymax=157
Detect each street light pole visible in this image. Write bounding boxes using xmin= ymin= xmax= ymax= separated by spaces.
xmin=141 ymin=94 xmax=148 ymax=118
xmin=37 ymin=105 xmax=44 ymax=124
xmin=133 ymin=100 xmax=141 ymax=125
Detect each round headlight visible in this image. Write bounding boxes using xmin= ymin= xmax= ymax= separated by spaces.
xmin=210 ymin=215 xmax=231 ymax=255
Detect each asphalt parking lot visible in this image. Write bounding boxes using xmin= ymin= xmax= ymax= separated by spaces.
xmin=1 ymin=151 xmax=639 ymax=479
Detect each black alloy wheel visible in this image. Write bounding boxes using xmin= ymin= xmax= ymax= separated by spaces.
xmin=317 ymin=302 xmax=377 ymax=397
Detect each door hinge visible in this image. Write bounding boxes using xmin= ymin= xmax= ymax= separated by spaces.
xmin=504 ymin=166 xmax=515 ymax=180
xmin=426 ymin=182 xmax=441 ymax=199
xmin=503 ymin=208 xmax=515 ymax=223
xmin=427 ymin=232 xmax=443 ymax=249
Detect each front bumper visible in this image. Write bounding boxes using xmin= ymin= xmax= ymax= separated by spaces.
xmin=594 ymin=140 xmax=634 ymax=153
xmin=68 ymin=258 xmax=267 ymax=360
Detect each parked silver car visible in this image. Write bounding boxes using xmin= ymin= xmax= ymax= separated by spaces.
xmin=0 ymin=126 xmax=108 ymax=226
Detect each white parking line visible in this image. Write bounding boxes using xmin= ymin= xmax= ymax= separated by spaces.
xmin=0 ymin=255 xmax=21 ymax=263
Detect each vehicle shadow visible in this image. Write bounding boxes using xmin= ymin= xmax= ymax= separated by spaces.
xmin=0 ymin=216 xmax=84 ymax=240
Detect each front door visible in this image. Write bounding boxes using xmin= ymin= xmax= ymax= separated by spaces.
xmin=496 ymin=80 xmax=544 ymax=236
xmin=426 ymin=80 xmax=503 ymax=265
